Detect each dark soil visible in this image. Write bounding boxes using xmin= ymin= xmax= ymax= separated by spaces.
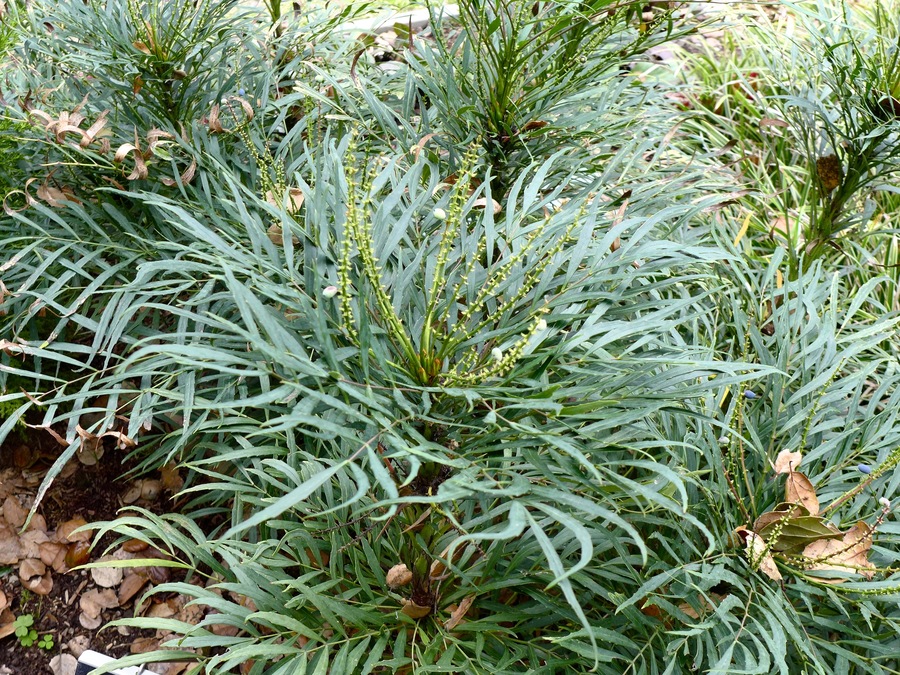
xmin=0 ymin=428 xmax=161 ymax=674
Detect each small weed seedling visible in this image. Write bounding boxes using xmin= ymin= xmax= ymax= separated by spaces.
xmin=13 ymin=614 xmax=37 ymax=647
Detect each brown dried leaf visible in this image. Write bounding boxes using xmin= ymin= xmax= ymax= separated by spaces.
xmin=19 ymin=557 xmax=46 ymax=581
xmin=802 ymin=521 xmax=875 ymax=582
xmin=24 ymin=570 xmax=53 ymax=595
xmin=80 ymin=588 xmax=117 ymax=619
xmin=91 ymin=556 xmax=124 ymax=588
xmin=64 ymin=541 xmax=91 ymax=569
xmin=140 ymin=480 xmax=162 ymax=501
xmin=3 ymin=496 xmax=27 ymax=528
xmin=0 ymin=524 xmax=21 ymax=565
xmin=785 ymin=471 xmax=819 ymax=515
xmin=57 ymin=516 xmax=91 ymax=543
xmin=78 ymin=611 xmax=102 ymax=630
xmin=118 ymin=572 xmax=149 ymax=605
xmin=472 ymin=197 xmax=502 ymax=214
xmin=444 ymin=595 xmax=474 ymax=630
xmin=386 ymin=563 xmax=412 ymax=588
xmin=122 ymin=482 xmax=143 ymax=504
xmin=160 ymin=465 xmax=184 ymax=492
xmin=774 ymin=449 xmax=803 ymax=474
xmin=75 ymin=425 xmax=104 ymax=466
xmin=19 ymin=529 xmax=49 ymax=559
xmin=0 ymin=588 xmax=7 ymax=612
xmin=38 ymin=541 xmax=65 ymax=568
xmin=49 ymin=654 xmax=78 ymax=675
xmin=400 ymin=599 xmax=431 ymax=619
xmin=745 ymin=531 xmax=782 ymax=582
xmin=123 ymin=538 xmax=150 ymax=553
xmin=148 ymin=599 xmax=177 ymax=619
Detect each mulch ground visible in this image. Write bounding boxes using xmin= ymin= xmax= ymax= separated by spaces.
xmin=0 ymin=428 xmax=185 ymax=674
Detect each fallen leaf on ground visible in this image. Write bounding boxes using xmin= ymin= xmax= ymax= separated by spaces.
xmin=78 ymin=612 xmax=102 ymax=629
xmin=91 ymin=556 xmax=124 ymax=588
xmin=67 ymin=635 xmax=90 ymax=658
xmin=38 ymin=540 xmax=66 ymax=568
xmin=131 ymin=636 xmax=159 ymax=654
xmin=386 ymin=563 xmax=412 ymax=588
xmin=65 ymin=541 xmax=91 ymax=569
xmin=0 ymin=524 xmax=21 ymax=564
xmin=24 ymin=570 xmax=53 ymax=595
xmin=118 ymin=572 xmax=148 ymax=605
xmin=2 ymin=496 xmax=27 ymax=528
xmin=57 ymin=516 xmax=91 ymax=543
xmin=123 ymin=538 xmax=149 ymax=553
xmin=81 ymin=588 xmax=118 ymax=619
xmin=140 ymin=479 xmax=162 ymax=501
xmin=19 ymin=556 xmax=46 ymax=581
xmin=20 ymin=529 xmax=50 ymax=559
xmin=49 ymin=654 xmax=78 ymax=675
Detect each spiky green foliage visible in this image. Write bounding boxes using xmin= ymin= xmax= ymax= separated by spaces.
xmin=2 ymin=1 xmax=900 ymax=674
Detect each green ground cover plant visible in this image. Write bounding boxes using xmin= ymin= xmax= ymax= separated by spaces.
xmin=1 ymin=0 xmax=900 ymax=673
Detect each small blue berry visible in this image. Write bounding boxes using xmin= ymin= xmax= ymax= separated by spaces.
xmin=743 ymin=390 xmax=758 ymax=400
xmin=857 ymin=464 xmax=872 ymax=475
xmin=238 ymin=88 xmax=246 ymax=96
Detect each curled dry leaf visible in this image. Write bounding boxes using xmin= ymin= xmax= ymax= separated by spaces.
xmin=140 ymin=479 xmax=162 ymax=501
xmin=267 ymin=223 xmax=300 ymax=247
xmin=38 ymin=540 xmax=66 ymax=568
xmin=785 ymin=471 xmax=819 ymax=515
xmin=0 ymin=588 xmax=7 ymax=612
xmin=0 ymin=523 xmax=22 ymax=565
xmin=57 ymin=516 xmax=91 ymax=543
xmin=79 ymin=612 xmax=102 ymax=630
xmin=745 ymin=531 xmax=782 ymax=582
xmin=65 ymin=540 xmax=91 ymax=568
xmin=24 ymin=571 xmax=53 ymax=595
xmin=678 ymin=592 xmax=725 ymax=620
xmin=472 ymin=197 xmax=502 ymax=215
xmin=400 ymin=599 xmax=432 ymax=619
xmin=91 ymin=556 xmax=124 ymax=588
xmin=265 ymin=187 xmax=305 ymax=214
xmin=123 ymin=538 xmax=150 ymax=553
xmin=3 ymin=496 xmax=27 ymax=528
xmin=118 ymin=573 xmax=149 ymax=605
xmin=444 ymin=595 xmax=475 ymax=630
xmin=19 ymin=557 xmax=46 ymax=582
xmin=20 ymin=529 xmax=50 ymax=560
xmin=67 ymin=635 xmax=91 ymax=658
xmin=49 ymin=654 xmax=78 ymax=675
xmin=386 ymin=563 xmax=412 ymax=588
xmin=774 ymin=449 xmax=803 ymax=474
xmin=75 ymin=425 xmax=104 ymax=466
xmin=802 ymin=521 xmax=876 ymax=583
xmin=80 ymin=588 xmax=118 ymax=619
xmin=122 ymin=482 xmax=143 ymax=504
